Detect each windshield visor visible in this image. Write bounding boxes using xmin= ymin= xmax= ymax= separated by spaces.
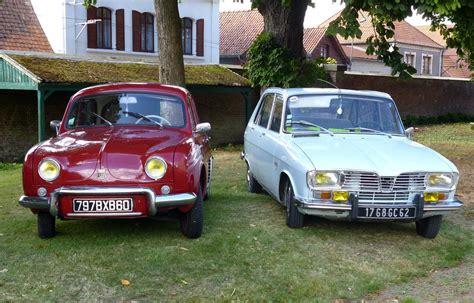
xmin=284 ymin=94 xmax=404 ymax=135
xmin=66 ymin=92 xmax=186 ymax=129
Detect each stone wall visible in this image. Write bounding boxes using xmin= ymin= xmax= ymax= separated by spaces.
xmin=335 ymin=72 xmax=474 ymax=117
xmin=193 ymin=91 xmax=258 ymax=147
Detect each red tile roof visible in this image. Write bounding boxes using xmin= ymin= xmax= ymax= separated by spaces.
xmin=0 ymin=0 xmax=52 ymax=52
xmin=220 ymin=10 xmax=263 ymax=57
xmin=442 ymin=48 xmax=471 ymax=78
xmin=341 ymin=45 xmax=377 ymax=60
xmin=220 ymin=11 xmax=340 ymax=58
xmin=303 ymin=27 xmax=327 ymax=55
xmin=320 ymin=11 xmax=443 ymax=49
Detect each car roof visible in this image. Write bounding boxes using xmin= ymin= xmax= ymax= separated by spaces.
xmin=263 ymin=87 xmax=393 ymax=100
xmin=71 ymin=82 xmax=189 ymax=100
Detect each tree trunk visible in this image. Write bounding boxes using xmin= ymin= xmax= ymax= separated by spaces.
xmin=155 ymin=0 xmax=185 ymax=86
xmin=257 ymin=0 xmax=310 ymax=60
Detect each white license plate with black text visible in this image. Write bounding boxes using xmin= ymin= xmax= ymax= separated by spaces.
xmin=73 ymin=198 xmax=133 ymax=213
xmin=357 ymin=206 xmax=415 ymax=219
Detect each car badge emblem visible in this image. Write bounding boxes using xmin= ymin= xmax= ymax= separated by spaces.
xmin=97 ymin=169 xmax=107 ymax=179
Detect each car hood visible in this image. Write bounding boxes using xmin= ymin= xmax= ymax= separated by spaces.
xmin=292 ymin=134 xmax=457 ymax=176
xmin=34 ymin=127 xmax=187 ymax=184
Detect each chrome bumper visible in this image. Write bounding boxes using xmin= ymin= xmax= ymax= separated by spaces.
xmin=19 ymin=187 xmax=196 ymax=217
xmin=295 ymin=193 xmax=463 ymax=220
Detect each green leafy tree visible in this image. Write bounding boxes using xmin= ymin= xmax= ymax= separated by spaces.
xmin=248 ymin=0 xmax=473 ymax=86
xmin=328 ymin=0 xmax=473 ymax=77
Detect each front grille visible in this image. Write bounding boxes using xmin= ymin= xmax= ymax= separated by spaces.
xmin=342 ymin=172 xmax=426 ymax=192
xmin=358 ymin=191 xmax=411 ymax=205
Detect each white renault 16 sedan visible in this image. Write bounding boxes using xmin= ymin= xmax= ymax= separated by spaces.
xmin=242 ymin=88 xmax=462 ymax=238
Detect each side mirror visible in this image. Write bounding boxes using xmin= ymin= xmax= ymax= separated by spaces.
xmin=405 ymin=127 xmax=414 ymax=139
xmin=195 ymin=122 xmax=211 ymax=134
xmin=50 ymin=120 xmax=60 ymax=136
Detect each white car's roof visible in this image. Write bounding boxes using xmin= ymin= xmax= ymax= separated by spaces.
xmin=263 ymin=87 xmax=393 ymax=100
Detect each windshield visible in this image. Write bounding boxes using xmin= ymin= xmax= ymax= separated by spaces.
xmin=284 ymin=94 xmax=404 ymax=135
xmin=66 ymin=92 xmax=186 ymax=129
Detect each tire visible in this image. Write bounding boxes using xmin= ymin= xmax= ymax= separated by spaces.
xmin=180 ymin=186 xmax=203 ymax=239
xmin=38 ymin=212 xmax=56 ymax=239
xmin=284 ymin=181 xmax=304 ymax=228
xmin=416 ymin=215 xmax=443 ymax=239
xmin=246 ymin=163 xmax=262 ymax=193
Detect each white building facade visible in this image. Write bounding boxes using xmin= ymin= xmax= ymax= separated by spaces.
xmin=31 ymin=0 xmax=220 ymax=64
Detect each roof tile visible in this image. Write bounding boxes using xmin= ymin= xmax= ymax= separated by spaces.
xmin=0 ymin=0 xmax=52 ymax=52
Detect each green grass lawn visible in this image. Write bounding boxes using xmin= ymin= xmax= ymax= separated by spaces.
xmin=0 ymin=124 xmax=472 ymax=301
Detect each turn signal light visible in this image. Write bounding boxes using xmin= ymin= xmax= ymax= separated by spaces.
xmin=424 ymin=192 xmax=439 ymax=203
xmin=332 ymin=191 xmax=349 ymax=202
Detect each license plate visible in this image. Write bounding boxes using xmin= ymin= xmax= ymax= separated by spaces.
xmin=357 ymin=206 xmax=415 ymax=219
xmin=73 ymin=198 xmax=133 ymax=213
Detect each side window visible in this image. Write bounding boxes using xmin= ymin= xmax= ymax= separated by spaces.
xmin=187 ymin=95 xmax=196 ymax=129
xmin=256 ymin=94 xmax=274 ymax=128
xmin=269 ymin=95 xmax=283 ymax=132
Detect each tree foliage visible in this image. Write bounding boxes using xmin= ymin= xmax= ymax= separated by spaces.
xmin=328 ymin=0 xmax=474 ymax=77
xmin=246 ymin=32 xmax=326 ymax=88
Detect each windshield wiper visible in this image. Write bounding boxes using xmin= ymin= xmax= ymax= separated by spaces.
xmin=123 ymin=111 xmax=162 ymax=126
xmin=290 ymin=120 xmax=334 ymax=136
xmin=345 ymin=127 xmax=392 ymax=138
xmin=91 ymin=112 xmax=112 ymax=126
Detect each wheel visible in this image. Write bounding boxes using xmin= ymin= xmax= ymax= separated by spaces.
xmin=416 ymin=215 xmax=443 ymax=238
xmin=284 ymin=181 xmax=304 ymax=228
xmin=135 ymin=115 xmax=171 ymax=126
xmin=180 ymin=186 xmax=203 ymax=239
xmin=38 ymin=212 xmax=56 ymax=239
xmin=246 ymin=163 xmax=262 ymax=193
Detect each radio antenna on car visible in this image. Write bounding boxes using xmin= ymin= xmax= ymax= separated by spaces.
xmin=316 ymin=79 xmax=344 ymax=116
xmin=316 ymin=78 xmax=339 ymax=89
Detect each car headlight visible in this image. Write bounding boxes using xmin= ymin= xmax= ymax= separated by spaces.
xmin=426 ymin=173 xmax=457 ymax=189
xmin=38 ymin=159 xmax=60 ymax=182
xmin=145 ymin=157 xmax=167 ymax=180
xmin=307 ymin=171 xmax=342 ymax=189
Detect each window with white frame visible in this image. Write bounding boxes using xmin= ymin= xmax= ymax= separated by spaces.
xmin=404 ymin=52 xmax=416 ymax=67
xmin=422 ymin=54 xmax=433 ymax=75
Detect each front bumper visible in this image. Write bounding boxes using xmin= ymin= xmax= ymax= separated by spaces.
xmin=295 ymin=193 xmax=463 ymax=220
xmin=19 ymin=186 xmax=196 ymax=217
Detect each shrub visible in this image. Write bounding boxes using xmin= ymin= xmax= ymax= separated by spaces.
xmin=246 ymin=32 xmax=327 ymax=88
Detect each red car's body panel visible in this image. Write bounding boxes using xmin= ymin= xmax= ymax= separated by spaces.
xmin=21 ymin=83 xmax=211 ymax=220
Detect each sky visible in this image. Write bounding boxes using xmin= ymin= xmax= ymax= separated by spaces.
xmin=220 ymin=0 xmax=431 ymax=27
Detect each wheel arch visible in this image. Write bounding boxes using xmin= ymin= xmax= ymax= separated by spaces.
xmin=278 ymin=170 xmax=298 ymax=204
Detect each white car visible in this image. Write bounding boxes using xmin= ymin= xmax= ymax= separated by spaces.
xmin=242 ymin=87 xmax=462 ymax=238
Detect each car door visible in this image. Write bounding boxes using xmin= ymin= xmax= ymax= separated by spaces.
xmin=265 ymin=94 xmax=284 ymax=196
xmin=245 ymin=93 xmax=275 ymax=185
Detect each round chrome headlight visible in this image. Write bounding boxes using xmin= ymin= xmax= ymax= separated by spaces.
xmin=145 ymin=157 xmax=167 ymax=180
xmin=38 ymin=159 xmax=60 ymax=182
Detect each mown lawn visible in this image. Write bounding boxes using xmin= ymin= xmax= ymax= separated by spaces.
xmin=0 ymin=124 xmax=472 ymax=301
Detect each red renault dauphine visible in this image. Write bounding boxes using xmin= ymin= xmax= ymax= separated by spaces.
xmin=19 ymin=83 xmax=212 ymax=239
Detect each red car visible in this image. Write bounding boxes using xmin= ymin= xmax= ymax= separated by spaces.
xmin=19 ymin=83 xmax=212 ymax=239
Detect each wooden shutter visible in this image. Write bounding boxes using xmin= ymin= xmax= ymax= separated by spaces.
xmin=87 ymin=6 xmax=97 ymax=49
xmin=116 ymin=9 xmax=125 ymax=51
xmin=196 ymin=19 xmax=204 ymax=57
xmin=132 ymin=10 xmax=141 ymax=52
